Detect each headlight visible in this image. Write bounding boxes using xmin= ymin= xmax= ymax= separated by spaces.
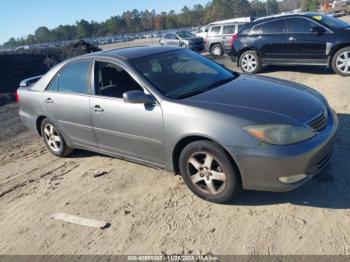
xmin=243 ymin=124 xmax=315 ymax=145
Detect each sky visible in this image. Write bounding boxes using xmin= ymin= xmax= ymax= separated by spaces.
xmin=0 ymin=0 xmax=209 ymax=44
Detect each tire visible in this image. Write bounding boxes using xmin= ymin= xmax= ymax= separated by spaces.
xmin=179 ymin=140 xmax=241 ymax=203
xmin=180 ymin=43 xmax=187 ymax=48
xmin=331 ymin=47 xmax=350 ymax=76
xmin=210 ymin=44 xmax=223 ymax=56
xmin=239 ymin=50 xmax=262 ymax=74
xmin=41 ymin=118 xmax=73 ymax=157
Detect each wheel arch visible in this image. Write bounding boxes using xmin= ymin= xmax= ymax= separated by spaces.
xmin=36 ymin=115 xmax=47 ymax=136
xmin=237 ymin=47 xmax=260 ymax=66
xmin=328 ymin=43 xmax=350 ymax=68
xmin=171 ymin=135 xmax=242 ymax=183
xmin=209 ymin=42 xmax=223 ymax=53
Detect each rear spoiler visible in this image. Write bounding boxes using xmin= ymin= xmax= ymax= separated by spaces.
xmin=19 ymin=75 xmax=43 ymax=87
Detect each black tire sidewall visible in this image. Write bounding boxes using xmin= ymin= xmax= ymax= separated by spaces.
xmin=210 ymin=44 xmax=223 ymax=56
xmin=239 ymin=50 xmax=262 ymax=74
xmin=332 ymin=47 xmax=350 ymax=76
xmin=179 ymin=140 xmax=240 ymax=203
xmin=41 ymin=119 xmax=71 ymax=157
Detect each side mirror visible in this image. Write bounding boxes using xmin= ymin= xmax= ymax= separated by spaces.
xmin=311 ymin=26 xmax=326 ymax=35
xmin=123 ymin=90 xmax=156 ymax=104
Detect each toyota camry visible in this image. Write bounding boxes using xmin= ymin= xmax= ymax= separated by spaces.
xmin=17 ymin=46 xmax=338 ymax=203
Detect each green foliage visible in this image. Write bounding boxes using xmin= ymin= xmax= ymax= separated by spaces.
xmin=301 ymin=0 xmax=321 ymax=11
xmin=3 ymin=0 xmax=309 ymax=48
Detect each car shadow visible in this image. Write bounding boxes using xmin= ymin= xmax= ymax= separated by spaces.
xmin=259 ymin=65 xmax=334 ymax=75
xmin=229 ymin=113 xmax=350 ymax=209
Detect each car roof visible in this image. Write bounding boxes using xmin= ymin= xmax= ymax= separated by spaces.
xmin=252 ymin=12 xmax=320 ymax=24
xmin=84 ymin=45 xmax=181 ymax=60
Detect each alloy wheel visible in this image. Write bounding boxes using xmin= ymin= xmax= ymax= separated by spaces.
xmin=241 ymin=54 xmax=257 ymax=72
xmin=336 ymin=51 xmax=350 ymax=74
xmin=186 ymin=152 xmax=227 ymax=195
xmin=43 ymin=124 xmax=62 ymax=152
xmin=212 ymin=47 xmax=222 ymax=56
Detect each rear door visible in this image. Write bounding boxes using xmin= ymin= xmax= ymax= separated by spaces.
xmin=284 ymin=17 xmax=329 ymax=63
xmin=42 ymin=59 xmax=98 ymax=148
xmin=260 ymin=18 xmax=290 ymax=59
xmin=222 ymin=24 xmax=236 ymax=52
xmin=206 ymin=25 xmax=222 ymax=50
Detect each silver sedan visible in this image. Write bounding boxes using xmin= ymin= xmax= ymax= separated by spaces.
xmin=17 ymin=46 xmax=338 ymax=203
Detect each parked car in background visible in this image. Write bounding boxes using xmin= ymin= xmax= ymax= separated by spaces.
xmin=230 ymin=13 xmax=350 ymax=76
xmin=17 ymin=46 xmax=337 ymax=203
xmin=159 ymin=31 xmax=204 ymax=51
xmin=204 ymin=17 xmax=252 ymax=56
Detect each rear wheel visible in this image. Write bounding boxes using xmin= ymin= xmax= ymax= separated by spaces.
xmin=210 ymin=44 xmax=223 ymax=56
xmin=179 ymin=140 xmax=241 ymax=203
xmin=41 ymin=119 xmax=73 ymax=157
xmin=239 ymin=50 xmax=262 ymax=74
xmin=332 ymin=47 xmax=350 ymax=76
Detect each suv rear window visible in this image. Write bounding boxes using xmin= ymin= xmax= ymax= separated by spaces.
xmin=250 ymin=24 xmax=262 ymax=35
xmin=262 ymin=19 xmax=288 ymax=34
xmin=223 ymin=25 xmax=236 ymax=34
xmin=209 ymin=26 xmax=221 ymax=36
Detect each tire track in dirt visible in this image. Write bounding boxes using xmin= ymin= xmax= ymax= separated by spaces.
xmin=0 ymin=161 xmax=79 ymax=199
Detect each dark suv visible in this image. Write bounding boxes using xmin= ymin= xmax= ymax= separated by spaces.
xmin=230 ymin=13 xmax=350 ymax=76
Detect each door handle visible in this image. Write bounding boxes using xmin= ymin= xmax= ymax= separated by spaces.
xmin=91 ymin=105 xmax=104 ymax=112
xmin=45 ymin=98 xmax=53 ymax=104
xmin=289 ymin=36 xmax=296 ymax=41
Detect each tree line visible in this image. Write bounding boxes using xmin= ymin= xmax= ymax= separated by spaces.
xmin=1 ymin=0 xmax=319 ymax=49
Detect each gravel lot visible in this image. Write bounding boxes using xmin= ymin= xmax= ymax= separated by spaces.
xmin=0 ymin=17 xmax=350 ymax=255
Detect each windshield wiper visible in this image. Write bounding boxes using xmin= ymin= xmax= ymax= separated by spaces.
xmin=175 ymin=77 xmax=235 ymax=99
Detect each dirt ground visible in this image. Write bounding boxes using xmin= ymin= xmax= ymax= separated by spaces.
xmin=1 ymin=20 xmax=350 ymax=255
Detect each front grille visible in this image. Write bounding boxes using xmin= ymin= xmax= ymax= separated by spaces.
xmin=308 ymin=109 xmax=328 ymax=132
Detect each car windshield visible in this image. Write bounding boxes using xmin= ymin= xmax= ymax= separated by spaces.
xmin=307 ymin=14 xmax=349 ymax=29
xmin=176 ymin=31 xmax=195 ymax=38
xmin=130 ymin=49 xmax=237 ymax=99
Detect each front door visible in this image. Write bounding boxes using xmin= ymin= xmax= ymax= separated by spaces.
xmin=284 ymin=17 xmax=329 ymax=63
xmin=90 ymin=60 xmax=164 ymax=165
xmin=42 ymin=59 xmax=98 ymax=148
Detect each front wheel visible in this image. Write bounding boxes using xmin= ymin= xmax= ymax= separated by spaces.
xmin=41 ymin=119 xmax=73 ymax=157
xmin=179 ymin=140 xmax=241 ymax=203
xmin=239 ymin=50 xmax=262 ymax=74
xmin=210 ymin=44 xmax=223 ymax=56
xmin=332 ymin=47 xmax=350 ymax=76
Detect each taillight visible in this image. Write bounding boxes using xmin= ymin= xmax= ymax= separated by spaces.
xmin=15 ymin=90 xmax=19 ymax=103
xmin=230 ymin=34 xmax=238 ymax=46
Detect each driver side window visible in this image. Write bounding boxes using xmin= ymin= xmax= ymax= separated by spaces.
xmin=94 ymin=61 xmax=143 ymax=98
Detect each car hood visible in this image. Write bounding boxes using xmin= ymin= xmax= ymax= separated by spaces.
xmin=184 ymin=75 xmax=326 ymax=124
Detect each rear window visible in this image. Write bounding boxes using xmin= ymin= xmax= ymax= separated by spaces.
xmin=223 ymin=25 xmax=236 ymax=34
xmin=262 ymin=19 xmax=288 ymax=34
xmin=250 ymin=24 xmax=262 ymax=35
xmin=58 ymin=61 xmax=90 ymax=94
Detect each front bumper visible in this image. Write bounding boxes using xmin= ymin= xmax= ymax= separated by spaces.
xmin=189 ymin=44 xmax=204 ymax=52
xmin=226 ymin=109 xmax=338 ymax=192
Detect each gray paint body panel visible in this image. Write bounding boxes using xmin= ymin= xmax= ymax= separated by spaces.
xmin=18 ymin=46 xmax=338 ymax=192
